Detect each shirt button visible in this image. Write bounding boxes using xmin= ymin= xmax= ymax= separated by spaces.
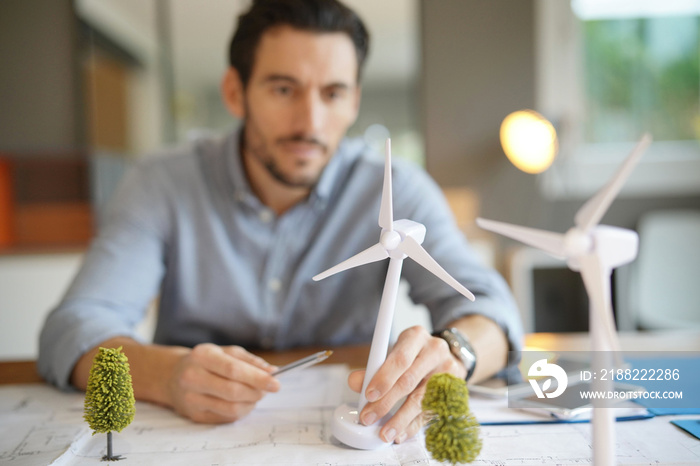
xmin=259 ymin=209 xmax=273 ymax=223
xmin=268 ymin=278 xmax=282 ymax=292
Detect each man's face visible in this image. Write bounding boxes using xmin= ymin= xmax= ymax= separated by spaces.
xmin=238 ymin=26 xmax=361 ymax=189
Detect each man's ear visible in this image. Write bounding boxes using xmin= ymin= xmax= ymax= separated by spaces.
xmin=221 ymin=67 xmax=245 ymax=118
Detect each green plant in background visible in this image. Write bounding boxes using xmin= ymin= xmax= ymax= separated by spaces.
xmin=84 ymin=346 xmax=135 ymax=461
xmin=422 ymin=373 xmax=482 ymax=464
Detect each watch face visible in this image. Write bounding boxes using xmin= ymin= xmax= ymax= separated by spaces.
xmin=445 ymin=328 xmax=477 ymax=380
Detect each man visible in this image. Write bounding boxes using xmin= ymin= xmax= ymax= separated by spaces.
xmin=39 ymin=0 xmax=522 ymax=445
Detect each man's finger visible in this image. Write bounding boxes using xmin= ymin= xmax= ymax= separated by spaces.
xmin=363 ymin=327 xmax=426 ymax=401
xmin=184 ymin=391 xmax=257 ymax=423
xmin=378 ymin=378 xmax=428 ymax=442
xmin=223 ymin=346 xmax=277 ymax=372
xmin=200 ymin=374 xmax=267 ymax=403
xmin=192 ymin=344 xmax=280 ymax=392
xmin=395 ymin=412 xmax=425 ymax=444
xmin=362 ymin=332 xmax=445 ymax=421
xmin=175 ymin=358 xmax=265 ymax=402
xmin=348 ymin=370 xmax=365 ymax=393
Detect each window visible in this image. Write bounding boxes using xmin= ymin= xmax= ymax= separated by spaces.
xmin=536 ymin=0 xmax=700 ymax=198
xmin=583 ymin=16 xmax=699 ymax=144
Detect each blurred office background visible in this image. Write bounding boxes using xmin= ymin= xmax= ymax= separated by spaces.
xmin=1 ymin=0 xmax=699 ymax=360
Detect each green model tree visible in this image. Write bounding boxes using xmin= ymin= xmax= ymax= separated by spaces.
xmin=422 ymin=373 xmax=482 ymax=465
xmin=83 ymin=346 xmax=135 ymax=461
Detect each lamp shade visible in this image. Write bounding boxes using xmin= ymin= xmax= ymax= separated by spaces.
xmin=500 ymin=110 xmax=558 ymax=174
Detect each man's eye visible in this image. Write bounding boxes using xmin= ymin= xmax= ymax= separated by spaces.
xmin=325 ymin=88 xmax=346 ymax=101
xmin=274 ymin=86 xmax=292 ymax=96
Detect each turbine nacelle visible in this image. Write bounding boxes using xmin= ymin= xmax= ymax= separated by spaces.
xmin=590 ymin=225 xmax=639 ymax=269
xmin=380 ymin=220 xmax=425 ymax=249
xmin=563 ymin=225 xmax=639 ymax=272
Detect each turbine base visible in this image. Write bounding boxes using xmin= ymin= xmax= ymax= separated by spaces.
xmin=331 ymin=403 xmax=389 ymax=450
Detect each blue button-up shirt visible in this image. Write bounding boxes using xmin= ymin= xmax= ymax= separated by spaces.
xmin=39 ymin=130 xmax=523 ymax=389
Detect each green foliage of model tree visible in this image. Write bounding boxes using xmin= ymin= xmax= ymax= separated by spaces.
xmin=422 ymin=373 xmax=482 ymax=465
xmin=83 ymin=346 xmax=135 ymax=461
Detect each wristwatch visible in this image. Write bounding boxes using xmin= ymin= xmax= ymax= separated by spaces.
xmin=433 ymin=327 xmax=477 ymax=381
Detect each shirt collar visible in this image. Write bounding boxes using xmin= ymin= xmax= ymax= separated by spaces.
xmin=309 ymin=139 xmax=347 ymax=206
xmin=225 ymin=128 xmax=255 ymax=204
xmin=310 ymin=138 xmax=366 ymax=208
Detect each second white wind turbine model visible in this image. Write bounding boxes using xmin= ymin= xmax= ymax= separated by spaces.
xmin=476 ymin=133 xmax=651 ymax=465
xmin=313 ymin=139 xmax=476 ymax=450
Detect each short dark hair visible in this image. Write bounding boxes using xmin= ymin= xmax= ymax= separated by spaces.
xmin=228 ymin=0 xmax=370 ymax=87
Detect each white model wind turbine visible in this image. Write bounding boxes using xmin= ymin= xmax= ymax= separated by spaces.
xmin=313 ymin=139 xmax=475 ymax=450
xmin=476 ymin=133 xmax=652 ymax=465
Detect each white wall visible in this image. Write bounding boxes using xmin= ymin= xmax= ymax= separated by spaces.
xmin=0 ymin=252 xmax=83 ymax=360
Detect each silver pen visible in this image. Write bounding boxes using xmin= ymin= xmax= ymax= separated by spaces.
xmin=272 ymin=350 xmax=333 ymax=376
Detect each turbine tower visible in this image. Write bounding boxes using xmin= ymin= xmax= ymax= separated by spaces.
xmin=477 ymin=133 xmax=652 ymax=465
xmin=313 ymin=139 xmax=475 ymax=450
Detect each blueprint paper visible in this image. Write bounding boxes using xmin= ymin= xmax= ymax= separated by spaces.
xmin=52 ymin=403 xmax=433 ymax=465
xmin=256 ymin=364 xmax=347 ymax=410
xmin=0 ymin=366 xmax=433 ymax=465
xmin=2 ymin=366 xmax=700 ymax=465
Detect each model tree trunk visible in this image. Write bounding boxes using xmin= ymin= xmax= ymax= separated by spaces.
xmin=106 ymin=432 xmax=113 ymax=461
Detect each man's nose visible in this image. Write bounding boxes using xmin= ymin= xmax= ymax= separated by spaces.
xmin=294 ymin=92 xmax=325 ymax=134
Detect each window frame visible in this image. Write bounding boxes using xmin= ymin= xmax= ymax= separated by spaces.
xmin=535 ymin=0 xmax=700 ymax=199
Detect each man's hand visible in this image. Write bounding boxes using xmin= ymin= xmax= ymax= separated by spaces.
xmin=348 ymin=326 xmax=462 ymax=444
xmin=168 ymin=343 xmax=280 ymax=423
xmin=71 ymin=338 xmax=280 ymax=424
xmin=348 ymin=315 xmax=508 ymax=444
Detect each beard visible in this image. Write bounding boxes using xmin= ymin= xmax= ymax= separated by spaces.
xmin=242 ymin=105 xmax=330 ymax=189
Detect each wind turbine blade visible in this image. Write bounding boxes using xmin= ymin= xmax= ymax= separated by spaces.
xmin=476 ymin=218 xmax=567 ymax=259
xmin=378 ymin=139 xmax=393 ymax=231
xmin=313 ymin=243 xmax=389 ymax=281
xmin=398 ymin=236 xmax=475 ymax=301
xmin=578 ymin=254 xmax=623 ymax=360
xmin=575 ymin=133 xmax=652 ymax=231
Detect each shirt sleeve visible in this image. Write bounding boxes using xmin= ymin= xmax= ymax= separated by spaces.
xmin=394 ymin=163 xmax=524 ymax=360
xmin=38 ymin=160 xmax=169 ymax=390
